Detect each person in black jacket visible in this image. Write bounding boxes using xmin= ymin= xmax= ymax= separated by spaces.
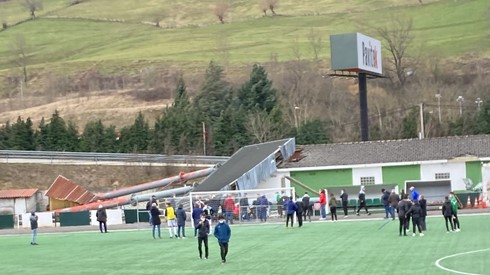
xmin=388 ymin=190 xmax=400 ymax=220
xmin=356 ymin=186 xmax=371 ymax=216
xmin=381 ymin=188 xmax=391 ymax=219
xmin=176 ymin=204 xmax=187 ymax=239
xmin=419 ymin=195 xmax=427 ymax=231
xmin=340 ymin=189 xmax=349 ymax=217
xmin=406 ymin=200 xmax=424 ymax=236
xmin=302 ymin=192 xmax=312 ymax=222
xmin=442 ymin=196 xmax=454 ymax=233
xmin=196 ymin=214 xmax=210 ymax=259
xmin=396 ymin=194 xmax=411 ymax=236
xmin=150 ymin=203 xmax=162 ymax=239
xmin=295 ymin=198 xmax=304 ymax=227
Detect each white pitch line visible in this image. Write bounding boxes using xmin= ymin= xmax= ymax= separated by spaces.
xmin=434 ymin=248 xmax=490 ymax=275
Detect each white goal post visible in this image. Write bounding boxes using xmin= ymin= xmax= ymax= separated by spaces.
xmin=189 ymin=187 xmax=296 ymax=225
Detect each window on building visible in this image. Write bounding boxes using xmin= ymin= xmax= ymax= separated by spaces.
xmin=435 ymin=172 xmax=450 ymax=179
xmin=360 ymin=176 xmax=376 ymax=185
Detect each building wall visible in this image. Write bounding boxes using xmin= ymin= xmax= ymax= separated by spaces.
xmin=256 ymin=171 xmax=288 ymax=190
xmin=420 ymin=162 xmax=466 ymax=191
xmin=49 ymin=198 xmax=78 ymax=211
xmin=14 ymin=198 xmax=27 ymax=214
xmin=382 ymin=165 xmax=421 ymax=191
xmin=0 ymin=199 xmax=14 ymax=214
xmin=351 ymin=167 xmax=383 ymax=186
xmin=466 ymin=161 xmax=483 ymax=186
xmin=290 ymin=169 xmax=352 ymax=195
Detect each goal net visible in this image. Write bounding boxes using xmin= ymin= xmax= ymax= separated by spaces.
xmin=189 ymin=187 xmax=296 ymax=225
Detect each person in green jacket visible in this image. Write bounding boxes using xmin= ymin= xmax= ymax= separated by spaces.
xmin=449 ymin=192 xmax=461 ymax=231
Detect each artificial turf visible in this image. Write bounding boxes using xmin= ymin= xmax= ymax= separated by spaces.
xmin=1 ymin=214 xmax=489 ymax=274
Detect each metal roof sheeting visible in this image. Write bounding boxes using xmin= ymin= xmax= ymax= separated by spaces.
xmin=0 ymin=188 xmax=38 ymax=199
xmin=282 ymin=135 xmax=490 ymax=168
xmin=45 ymin=175 xmax=96 ymax=204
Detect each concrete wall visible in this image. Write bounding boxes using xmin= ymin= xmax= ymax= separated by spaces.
xmin=258 ymin=171 xmax=289 ymax=190
xmin=90 ymin=209 xmax=123 ymax=226
xmin=352 ymin=167 xmax=383 ymax=186
xmin=420 ymin=162 xmax=466 ymax=191
xmin=20 ymin=212 xmax=54 ymax=228
xmin=0 ymin=196 xmax=37 ymax=215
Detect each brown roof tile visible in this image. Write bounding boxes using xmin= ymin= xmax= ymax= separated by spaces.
xmin=0 ymin=189 xmax=38 ymax=199
xmin=45 ymin=175 xmax=95 ymax=204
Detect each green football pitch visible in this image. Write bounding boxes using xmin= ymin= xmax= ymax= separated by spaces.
xmin=1 ymin=214 xmax=489 ymax=275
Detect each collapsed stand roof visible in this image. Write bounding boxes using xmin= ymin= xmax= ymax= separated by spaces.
xmin=193 ymin=139 xmax=295 ymax=192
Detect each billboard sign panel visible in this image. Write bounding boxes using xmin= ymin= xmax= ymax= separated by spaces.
xmin=330 ymin=32 xmax=382 ymax=75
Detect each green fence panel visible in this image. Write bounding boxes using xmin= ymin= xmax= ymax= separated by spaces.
xmin=59 ymin=211 xmax=90 ymax=227
xmin=124 ymin=209 xmax=149 ymax=224
xmin=0 ymin=214 xmax=14 ymax=229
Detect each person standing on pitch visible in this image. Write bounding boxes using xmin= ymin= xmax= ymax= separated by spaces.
xmin=302 ymin=192 xmax=312 ymax=222
xmin=419 ymin=195 xmax=427 ymax=231
xmin=196 ymin=214 xmax=210 ymax=260
xmin=381 ymin=188 xmax=391 ymax=219
xmin=165 ymin=202 xmax=178 ymax=238
xmin=150 ymin=203 xmax=162 ymax=239
xmin=192 ymin=203 xmax=203 ymax=238
xmin=329 ymin=193 xmax=338 ymax=222
xmin=30 ymin=211 xmax=39 ymax=245
xmin=409 ymin=186 xmax=419 ymax=201
xmin=442 ymin=196 xmax=454 ymax=233
xmin=146 ymin=195 xmax=158 ymax=225
xmin=319 ymin=189 xmax=327 ymax=220
xmin=340 ymin=189 xmax=349 ymax=217
xmin=176 ymin=204 xmax=187 ymax=239
xmin=396 ymin=194 xmax=410 ymax=236
xmin=284 ymin=196 xmax=297 ymax=228
xmin=449 ymin=192 xmax=461 ymax=231
xmin=96 ymin=204 xmax=108 ymax=233
xmin=405 ymin=200 xmax=424 ymax=237
xmin=388 ymin=189 xmax=400 ymax=220
xmin=214 ymin=215 xmax=231 ymax=264
xmin=295 ymin=197 xmax=304 ymax=227
xmin=356 ymin=186 xmax=371 ymax=216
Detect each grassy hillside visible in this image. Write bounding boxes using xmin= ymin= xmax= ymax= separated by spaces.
xmin=0 ymin=0 xmax=489 ymax=75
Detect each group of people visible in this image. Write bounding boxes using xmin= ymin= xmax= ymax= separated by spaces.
xmin=148 ymin=195 xmax=233 ymax=264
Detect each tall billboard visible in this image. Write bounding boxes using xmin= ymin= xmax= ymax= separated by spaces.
xmin=330 ymin=33 xmax=382 ymax=75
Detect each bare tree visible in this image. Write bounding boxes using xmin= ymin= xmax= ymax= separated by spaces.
xmin=11 ymin=34 xmax=29 ymax=86
xmin=214 ymin=2 xmax=229 ymax=24
xmin=307 ymin=28 xmax=323 ymax=62
xmin=22 ymin=0 xmax=43 ymax=18
xmin=259 ymin=0 xmax=278 ymax=16
xmin=152 ymin=11 xmax=165 ymax=27
xmin=246 ymin=111 xmax=283 ymax=142
xmin=376 ymin=17 xmax=415 ymax=87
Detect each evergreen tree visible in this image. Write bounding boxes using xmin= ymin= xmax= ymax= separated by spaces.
xmin=238 ymin=64 xmax=277 ymax=114
xmin=194 ymin=61 xmax=232 ymax=122
xmin=474 ymin=100 xmax=490 ymax=134
xmin=65 ymin=121 xmax=80 ymax=151
xmin=0 ymin=122 xmax=12 ymax=150
xmin=80 ymin=120 xmax=105 ymax=152
xmin=102 ymin=125 xmax=119 ymax=153
xmin=214 ymin=106 xmax=250 ymax=155
xmin=9 ymin=117 xmax=35 ymax=150
xmin=46 ymin=110 xmax=70 ymax=151
xmin=401 ymin=108 xmax=418 ymax=139
xmin=295 ymin=119 xmax=329 ymax=145
xmin=119 ymin=112 xmax=150 ymax=153
xmin=35 ymin=117 xmax=49 ymax=150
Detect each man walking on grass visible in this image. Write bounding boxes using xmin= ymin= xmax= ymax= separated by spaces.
xmin=30 ymin=211 xmax=39 ymax=245
xmin=214 ymin=215 xmax=231 ymax=264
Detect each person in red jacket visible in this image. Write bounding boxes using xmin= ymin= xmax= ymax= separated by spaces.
xmin=223 ymin=195 xmax=235 ymax=224
xmin=319 ymin=189 xmax=327 ymax=220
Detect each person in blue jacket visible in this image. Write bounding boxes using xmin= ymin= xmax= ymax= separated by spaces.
xmin=192 ymin=203 xmax=204 ymax=238
xmin=409 ymin=186 xmax=419 ymax=201
xmin=214 ymin=214 xmax=231 ymax=264
xmin=284 ymin=196 xmax=297 ymax=228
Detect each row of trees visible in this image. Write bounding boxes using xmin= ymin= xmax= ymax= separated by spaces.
xmin=1 ymin=61 xmax=489 ymax=155
xmin=0 ymin=62 xmax=329 ymax=155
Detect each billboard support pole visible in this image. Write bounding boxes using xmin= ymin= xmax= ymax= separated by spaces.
xmin=358 ymin=72 xmax=368 ymax=141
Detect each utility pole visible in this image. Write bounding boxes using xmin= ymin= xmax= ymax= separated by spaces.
xmin=456 ymin=96 xmax=464 ymax=116
xmin=435 ymin=93 xmax=442 ymax=123
xmin=202 ymin=122 xmax=206 ymax=156
xmin=475 ymin=98 xmax=483 ymax=112
xmin=419 ymin=103 xmax=425 ymax=139
xmin=359 ymin=73 xmax=369 ymax=141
